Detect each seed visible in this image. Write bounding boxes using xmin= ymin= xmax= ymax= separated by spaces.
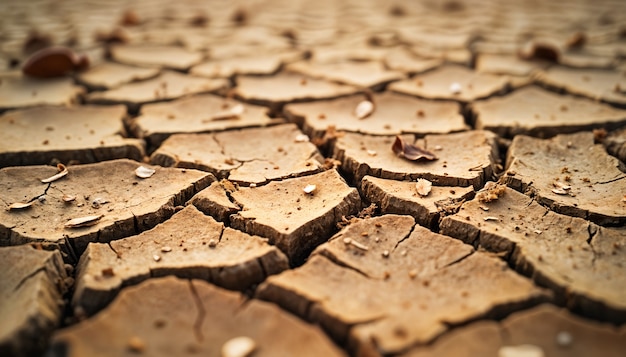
xmin=41 ymin=163 xmax=68 ymax=183
xmin=556 ymin=331 xmax=573 ymax=346
xmin=449 ymin=82 xmax=462 ymax=94
xmin=221 ymin=336 xmax=256 ymax=357
xmin=355 ymin=100 xmax=375 ymax=119
xmin=382 ymin=250 xmax=390 ymax=258
xmin=8 ymin=201 xmax=35 ymax=210
xmin=484 ymin=216 xmax=499 ymax=221
xmin=498 ymin=344 xmax=544 ymax=357
xmin=294 ymin=134 xmax=309 ymax=142
xmin=161 ymin=246 xmax=172 ymax=253
xmin=127 ymin=336 xmax=145 ymax=353
xmin=408 ymin=270 xmax=417 ymax=279
xmin=153 ymin=254 xmax=161 ymax=262
xmin=361 ymin=232 xmax=369 ymax=237
xmin=135 ymin=166 xmax=156 ymax=178
xmin=62 ymin=194 xmax=76 ymax=202
xmin=208 ymin=239 xmax=217 ymax=248
xmin=65 ymin=215 xmax=103 ymax=228
xmin=303 ymin=184 xmax=317 ymax=194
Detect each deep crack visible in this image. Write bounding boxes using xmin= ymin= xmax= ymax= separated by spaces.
xmin=187 ymin=280 xmax=206 ymax=343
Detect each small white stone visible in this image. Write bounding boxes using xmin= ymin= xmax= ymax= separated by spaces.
xmin=449 ymin=82 xmax=462 ymax=94
xmin=498 ymin=344 xmax=545 ymax=357
xmin=221 ymin=336 xmax=256 ymax=357
xmin=303 ymin=184 xmax=317 ymax=194
xmin=556 ymin=331 xmax=573 ymax=346
xmin=355 ymin=100 xmax=375 ymax=119
xmin=294 ymin=134 xmax=309 ymax=142
xmin=367 ymin=150 xmax=377 ymax=156
xmin=135 ymin=166 xmax=156 ymax=178
xmin=415 ymin=178 xmax=432 ymax=197
xmin=153 ymin=254 xmax=161 ymax=262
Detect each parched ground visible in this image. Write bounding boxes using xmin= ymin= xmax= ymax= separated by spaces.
xmin=1 ymin=0 xmax=626 ymax=356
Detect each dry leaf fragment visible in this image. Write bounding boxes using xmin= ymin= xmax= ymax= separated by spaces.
xmin=392 ymin=136 xmax=438 ymax=161
xmin=355 ymin=100 xmax=375 ymax=119
xmin=65 ymin=214 xmax=103 ymax=228
xmin=22 ymin=47 xmax=89 ymax=78
xmin=221 ymin=336 xmax=256 ymax=357
xmin=135 ymin=166 xmax=155 ymax=178
xmin=41 ymin=163 xmax=68 ymax=183
xmin=415 ymin=178 xmax=432 ymax=197
xmin=8 ymin=201 xmax=35 ymax=210
xmin=303 ymin=184 xmax=317 ymax=194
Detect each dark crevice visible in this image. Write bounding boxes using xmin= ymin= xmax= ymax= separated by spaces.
xmin=441 ymin=249 xmax=475 ymax=269
xmin=106 ymin=242 xmax=122 ymax=259
xmin=187 ymin=280 xmax=206 ymax=343
xmin=316 ymin=252 xmax=374 ymax=279
xmin=392 ymin=222 xmax=416 ymax=253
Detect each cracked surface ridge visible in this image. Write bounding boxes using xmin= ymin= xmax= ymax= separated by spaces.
xmin=51 ymin=276 xmax=346 ymax=357
xmin=257 ymin=215 xmax=550 ymax=355
xmin=72 ymin=205 xmax=288 ymax=315
xmin=440 ymin=186 xmax=626 ymax=323
xmin=503 ymin=132 xmax=626 ymax=225
xmin=0 ymin=159 xmax=214 ymax=260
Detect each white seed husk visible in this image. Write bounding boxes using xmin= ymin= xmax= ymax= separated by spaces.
xmin=498 ymin=344 xmax=545 ymax=357
xmin=484 ymin=216 xmax=499 ymax=221
xmin=211 ymin=104 xmax=245 ymax=120
xmin=135 ymin=166 xmax=156 ymax=178
xmin=41 ymin=164 xmax=68 ymax=183
xmin=355 ymin=100 xmax=375 ymax=119
xmin=8 ymin=201 xmax=34 ymax=210
xmin=65 ymin=214 xmax=103 ymax=228
xmin=449 ymin=82 xmax=462 ymax=94
xmin=303 ymin=184 xmax=317 ymax=194
xmin=62 ymin=194 xmax=76 ymax=202
xmin=221 ymin=336 xmax=256 ymax=357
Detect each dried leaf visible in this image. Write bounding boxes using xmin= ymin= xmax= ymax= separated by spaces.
xmin=135 ymin=166 xmax=155 ymax=178
xmin=65 ymin=214 xmax=103 ymax=228
xmin=415 ymin=178 xmax=432 ymax=197
xmin=8 ymin=201 xmax=34 ymax=210
xmin=355 ymin=100 xmax=375 ymax=119
xmin=41 ymin=163 xmax=68 ymax=183
xmin=392 ymin=136 xmax=438 ymax=161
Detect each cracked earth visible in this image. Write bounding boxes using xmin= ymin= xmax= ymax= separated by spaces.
xmin=1 ymin=0 xmax=626 ymax=356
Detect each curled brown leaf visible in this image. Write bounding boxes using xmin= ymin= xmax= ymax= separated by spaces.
xmin=391 ymin=136 xmax=438 ymax=161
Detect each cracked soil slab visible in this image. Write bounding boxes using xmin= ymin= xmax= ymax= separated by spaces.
xmin=360 ymin=176 xmax=474 ymax=229
xmin=536 ymin=66 xmax=626 ymax=107
xmin=190 ymin=51 xmax=302 ymax=78
xmin=52 ymin=276 xmax=346 ymax=357
xmin=150 ymin=124 xmax=324 ymax=185
xmin=233 ymin=72 xmax=360 ymax=113
xmin=73 ymin=205 xmax=288 ymax=315
xmin=471 ymin=86 xmax=626 ymax=138
xmin=86 ymin=71 xmax=227 ymax=112
xmin=110 ymin=45 xmax=204 ymax=71
xmin=286 ymin=60 xmax=405 ymax=89
xmin=257 ymin=215 xmax=550 ymax=355
xmin=0 ymin=245 xmax=68 ymax=357
xmin=189 ymin=181 xmax=240 ymax=222
xmin=285 ymin=92 xmax=467 ymax=138
xmin=0 ymin=105 xmax=145 ymax=167
xmin=0 ymin=159 xmax=213 ymax=259
xmin=129 ymin=93 xmax=276 ymax=148
xmin=503 ymin=132 xmax=626 ymax=225
xmin=440 ymin=185 xmax=626 ymax=323
xmin=229 ymin=169 xmax=361 ymax=263
xmin=332 ymin=130 xmax=499 ymax=187
xmin=0 ymin=74 xmax=84 ymax=111
xmin=76 ymin=61 xmax=161 ymax=90
xmin=389 ymin=65 xmax=510 ymax=103
xmin=402 ymin=304 xmax=626 ymax=357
